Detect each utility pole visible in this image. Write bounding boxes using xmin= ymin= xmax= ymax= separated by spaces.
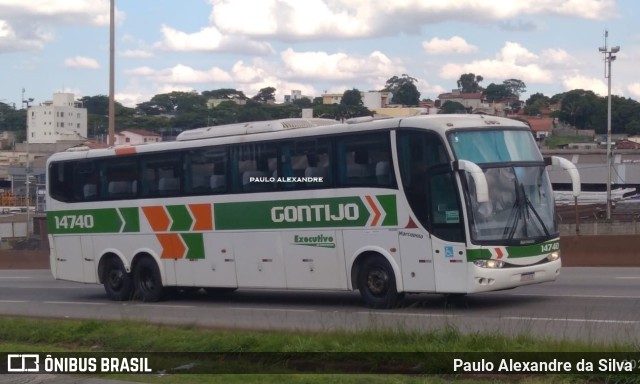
xmin=108 ymin=0 xmax=116 ymax=146
xmin=599 ymin=31 xmax=620 ymax=220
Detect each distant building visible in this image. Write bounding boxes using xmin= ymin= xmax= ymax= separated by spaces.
xmin=114 ymin=129 xmax=162 ymax=145
xmin=436 ymin=90 xmax=488 ymax=113
xmin=518 ymin=117 xmax=555 ymax=140
xmin=26 ymin=93 xmax=87 ymax=144
xmin=322 ymin=91 xmax=391 ymax=109
xmin=284 ymin=90 xmax=313 ymax=104
xmin=0 ymin=131 xmax=16 ymax=150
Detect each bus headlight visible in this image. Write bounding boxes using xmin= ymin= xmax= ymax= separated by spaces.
xmin=473 ymin=259 xmax=505 ymax=269
xmin=547 ymin=251 xmax=560 ymax=262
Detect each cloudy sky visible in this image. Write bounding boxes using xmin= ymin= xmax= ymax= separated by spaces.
xmin=1 ymin=0 xmax=639 ymax=108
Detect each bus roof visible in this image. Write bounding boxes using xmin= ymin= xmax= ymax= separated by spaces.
xmin=47 ymin=114 xmax=529 ymax=163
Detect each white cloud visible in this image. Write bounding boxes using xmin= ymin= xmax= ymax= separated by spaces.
xmin=279 ymin=48 xmax=399 ymax=82
xmin=422 ymin=36 xmax=478 ymax=55
xmin=541 ymin=48 xmax=578 ymax=67
xmin=125 ymin=66 xmax=156 ymax=76
xmin=440 ymin=42 xmax=553 ymax=83
xmin=0 ymin=0 xmax=113 ymax=25
xmin=126 ymin=64 xmax=232 ymax=84
xmin=64 ymin=56 xmax=100 ymax=69
xmin=0 ymin=0 xmax=122 ymax=53
xmin=561 ymin=74 xmax=624 ymax=96
xmin=154 ymin=24 xmax=273 ymax=55
xmin=204 ymin=0 xmax=616 ymax=41
xmin=629 ymin=83 xmax=640 ymax=99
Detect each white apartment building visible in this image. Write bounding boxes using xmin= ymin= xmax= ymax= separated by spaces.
xmin=26 ymin=93 xmax=87 ymax=143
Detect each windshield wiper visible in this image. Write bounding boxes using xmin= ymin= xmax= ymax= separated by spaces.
xmin=503 ymin=181 xmax=550 ymax=241
xmin=522 ymin=184 xmax=550 ymax=238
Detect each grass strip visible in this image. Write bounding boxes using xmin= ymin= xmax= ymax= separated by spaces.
xmin=0 ymin=317 xmax=637 ymax=383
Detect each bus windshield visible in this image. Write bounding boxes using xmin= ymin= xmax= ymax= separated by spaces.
xmin=448 ymin=129 xmax=556 ymax=244
xmin=449 ymin=129 xmax=542 ymax=164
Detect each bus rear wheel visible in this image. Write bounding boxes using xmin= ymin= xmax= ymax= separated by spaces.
xmin=133 ymin=257 xmax=165 ymax=302
xmin=103 ymin=257 xmax=133 ymax=301
xmin=357 ymin=255 xmax=402 ymax=309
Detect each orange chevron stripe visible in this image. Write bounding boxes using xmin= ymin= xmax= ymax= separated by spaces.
xmin=189 ymin=203 xmax=213 ymax=231
xmin=365 ymin=195 xmax=381 ymax=226
xmin=142 ymin=206 xmax=171 ymax=232
xmin=156 ymin=233 xmax=186 ymax=259
xmin=495 ymin=248 xmax=504 ymax=259
xmin=114 ymin=146 xmax=136 ymax=155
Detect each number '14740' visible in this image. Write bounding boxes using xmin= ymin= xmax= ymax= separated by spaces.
xmin=540 ymin=242 xmax=559 ymax=253
xmin=54 ymin=215 xmax=94 ymax=229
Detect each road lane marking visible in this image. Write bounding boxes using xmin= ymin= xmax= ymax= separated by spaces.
xmin=44 ymin=301 xmax=106 ymax=305
xmin=227 ymin=307 xmax=316 ymax=313
xmin=132 ymin=304 xmax=195 ymax=309
xmin=0 ymin=300 xmax=28 ymax=303
xmin=0 ymin=277 xmax=32 ymax=279
xmin=357 ymin=312 xmax=451 ymax=317
xmin=509 ymin=293 xmax=640 ymax=299
xmin=503 ymin=316 xmax=640 ymax=325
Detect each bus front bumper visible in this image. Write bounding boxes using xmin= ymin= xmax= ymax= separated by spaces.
xmin=467 ymin=258 xmax=562 ymax=293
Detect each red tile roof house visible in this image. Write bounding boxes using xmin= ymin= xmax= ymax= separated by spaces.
xmin=114 ymin=129 xmax=162 ymax=145
xmin=518 ymin=117 xmax=555 ymax=140
xmin=436 ymin=91 xmax=490 ymax=113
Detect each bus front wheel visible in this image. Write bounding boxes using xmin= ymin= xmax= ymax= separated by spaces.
xmin=133 ymin=257 xmax=165 ymax=302
xmin=103 ymin=257 xmax=133 ymax=301
xmin=357 ymin=255 xmax=402 ymax=309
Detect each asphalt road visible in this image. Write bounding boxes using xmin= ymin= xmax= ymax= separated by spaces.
xmin=1 ymin=267 xmax=639 ymax=345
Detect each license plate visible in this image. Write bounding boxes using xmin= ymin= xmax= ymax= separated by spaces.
xmin=520 ymin=272 xmax=535 ymax=282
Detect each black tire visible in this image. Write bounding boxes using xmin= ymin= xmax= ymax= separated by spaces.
xmin=103 ymin=257 xmax=133 ymax=301
xmin=133 ymin=257 xmax=165 ymax=302
xmin=357 ymin=255 xmax=402 ymax=309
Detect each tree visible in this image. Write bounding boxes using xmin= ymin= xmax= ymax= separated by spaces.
xmin=558 ymin=89 xmax=600 ymax=130
xmin=146 ymin=91 xmax=207 ymax=115
xmin=201 ymin=88 xmax=247 ymax=100
xmin=502 ymin=79 xmax=526 ymax=99
xmin=457 ymin=73 xmax=484 ymax=93
xmin=524 ymin=92 xmax=549 ymax=116
xmin=251 ymin=87 xmax=276 ymax=103
xmin=483 ymin=83 xmax=510 ymax=102
xmin=340 ymin=88 xmax=363 ymax=106
xmin=439 ymin=101 xmax=467 ymax=114
xmin=383 ymin=74 xmax=420 ymax=106
xmin=292 ymin=98 xmax=313 ymax=108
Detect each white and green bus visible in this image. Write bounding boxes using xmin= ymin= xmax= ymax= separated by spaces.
xmin=46 ymin=114 xmax=580 ymax=308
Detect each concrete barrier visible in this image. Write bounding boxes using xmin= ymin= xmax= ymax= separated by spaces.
xmin=560 ymin=235 xmax=640 ymax=266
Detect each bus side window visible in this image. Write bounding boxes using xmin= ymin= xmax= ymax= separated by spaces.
xmin=232 ymin=144 xmax=277 ymax=193
xmin=281 ymin=139 xmax=333 ymax=189
xmin=103 ymin=158 xmax=137 ymax=200
xmin=337 ymin=133 xmax=394 ymax=187
xmin=140 ymin=152 xmax=183 ymax=198
xmin=49 ymin=162 xmax=75 ymax=202
xmin=188 ymin=147 xmax=228 ymax=195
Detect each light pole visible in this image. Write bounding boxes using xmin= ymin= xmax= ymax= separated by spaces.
xmin=599 ymin=31 xmax=619 ymax=220
xmin=108 ymin=0 xmax=115 ymax=146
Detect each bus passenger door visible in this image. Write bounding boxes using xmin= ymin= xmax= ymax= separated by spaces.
xmin=398 ymin=229 xmax=435 ymax=292
xmin=283 ymin=230 xmax=346 ymax=289
xmin=428 ymin=170 xmax=467 ymax=293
